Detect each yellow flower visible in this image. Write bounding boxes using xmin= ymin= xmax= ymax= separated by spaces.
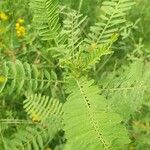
xmin=16 ymin=25 xmax=26 ymax=37
xmin=0 ymin=12 xmax=8 ymax=21
xmin=0 ymin=76 xmax=6 ymax=83
xmin=15 ymin=23 xmax=20 ymax=29
xmin=15 ymin=18 xmax=26 ymax=37
xmin=17 ymin=18 xmax=24 ymax=24
xmin=31 ymin=114 xmax=40 ymax=122
xmin=20 ymin=26 xmax=25 ymax=32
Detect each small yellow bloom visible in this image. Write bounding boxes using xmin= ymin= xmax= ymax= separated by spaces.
xmin=15 ymin=23 xmax=20 ymax=29
xmin=0 ymin=76 xmax=6 ymax=83
xmin=17 ymin=18 xmax=24 ymax=24
xmin=19 ymin=26 xmax=25 ymax=32
xmin=31 ymin=114 xmax=40 ymax=122
xmin=0 ymin=12 xmax=8 ymax=21
xmin=16 ymin=26 xmax=26 ymax=37
xmin=17 ymin=30 xmax=21 ymax=34
xmin=15 ymin=18 xmax=26 ymax=37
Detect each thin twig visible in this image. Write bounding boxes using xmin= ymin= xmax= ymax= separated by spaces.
xmin=101 ymin=85 xmax=149 ymax=91
xmin=78 ymin=0 xmax=84 ymax=12
xmin=0 ymin=119 xmax=36 ymax=125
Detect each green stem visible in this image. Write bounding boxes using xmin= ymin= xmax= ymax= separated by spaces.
xmin=78 ymin=0 xmax=84 ymax=12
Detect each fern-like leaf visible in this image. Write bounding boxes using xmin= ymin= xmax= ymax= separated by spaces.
xmin=81 ymin=34 xmax=118 ymax=71
xmin=0 ymin=60 xmax=51 ymax=94
xmin=62 ymin=9 xmax=87 ymax=55
xmin=101 ymin=61 xmax=150 ymax=120
xmin=3 ymin=122 xmax=61 ymax=150
xmin=23 ymin=93 xmax=63 ymax=123
xmin=60 ymin=34 xmax=117 ymax=76
xmin=85 ymin=0 xmax=135 ymax=44
xmin=30 ymin=0 xmax=61 ymax=41
xmin=63 ymin=77 xmax=130 ymax=150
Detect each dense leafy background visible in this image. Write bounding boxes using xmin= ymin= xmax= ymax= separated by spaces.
xmin=0 ymin=0 xmax=150 ymax=150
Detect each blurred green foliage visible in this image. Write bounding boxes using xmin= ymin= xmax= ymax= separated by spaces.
xmin=0 ymin=0 xmax=150 ymax=149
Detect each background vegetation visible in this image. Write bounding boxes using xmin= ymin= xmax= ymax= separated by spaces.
xmin=0 ymin=0 xmax=150 ymax=150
